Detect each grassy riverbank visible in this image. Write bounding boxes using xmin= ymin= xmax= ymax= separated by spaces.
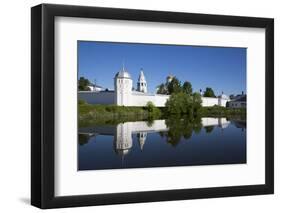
xmin=78 ymin=101 xmax=246 ymax=127
xmin=198 ymin=106 xmax=246 ymax=120
xmin=78 ymin=100 xmax=162 ymax=126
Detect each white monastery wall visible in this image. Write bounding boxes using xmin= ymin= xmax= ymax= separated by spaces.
xmin=201 ymin=97 xmax=219 ymax=107
xmin=129 ymin=93 xmax=169 ymax=107
xmin=219 ymin=99 xmax=229 ymax=107
xmin=78 ymin=91 xmax=229 ymax=107
xmin=79 ymin=91 xmax=115 ymax=105
xmin=78 ymin=69 xmax=229 ymax=107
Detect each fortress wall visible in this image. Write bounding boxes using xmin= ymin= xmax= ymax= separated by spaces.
xmin=78 ymin=91 xmax=228 ymax=107
xmin=153 ymin=95 xmax=170 ymax=107
xmin=219 ymin=99 xmax=228 ymax=107
xmin=201 ymin=97 xmax=229 ymax=107
xmin=78 ymin=91 xmax=115 ymax=105
xmin=129 ymin=93 xmax=169 ymax=107
xmin=201 ymin=97 xmax=219 ymax=107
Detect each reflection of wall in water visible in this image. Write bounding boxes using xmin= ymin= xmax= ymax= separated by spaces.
xmin=112 ymin=118 xmax=230 ymax=156
xmin=201 ymin=117 xmax=230 ymax=128
xmin=79 ymin=118 xmax=232 ymax=156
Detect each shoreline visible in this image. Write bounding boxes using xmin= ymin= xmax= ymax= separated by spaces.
xmin=79 ymin=103 xmax=246 ymax=127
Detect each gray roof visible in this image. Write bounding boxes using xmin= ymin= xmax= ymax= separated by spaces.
xmin=231 ymin=95 xmax=247 ymax=102
xmin=115 ymin=66 xmax=131 ymax=79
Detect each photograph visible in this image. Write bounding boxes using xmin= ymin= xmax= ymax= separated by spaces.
xmin=30 ymin=3 xmax=274 ymax=209
xmin=77 ymin=41 xmax=247 ymax=171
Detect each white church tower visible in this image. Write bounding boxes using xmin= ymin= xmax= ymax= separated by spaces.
xmin=137 ymin=68 xmax=147 ymax=93
xmin=114 ymin=65 xmax=133 ymax=106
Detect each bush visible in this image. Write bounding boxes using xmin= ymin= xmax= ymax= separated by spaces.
xmin=146 ymin=101 xmax=162 ymax=118
xmin=165 ymin=92 xmax=194 ymax=115
xmin=78 ymin=99 xmax=87 ymax=105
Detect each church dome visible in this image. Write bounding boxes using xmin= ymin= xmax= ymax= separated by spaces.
xmin=115 ymin=66 xmax=131 ymax=79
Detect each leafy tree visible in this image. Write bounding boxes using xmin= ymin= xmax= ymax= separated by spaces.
xmin=165 ymin=92 xmax=193 ymax=115
xmin=182 ymin=81 xmax=193 ymax=95
xmin=167 ymin=77 xmax=182 ymax=94
xmin=203 ymin=87 xmax=216 ymax=97
xmin=146 ymin=101 xmax=156 ymax=113
xmin=146 ymin=101 xmax=161 ymax=119
xmin=156 ymin=83 xmax=167 ymax=94
xmin=78 ymin=77 xmax=91 ymax=91
xmin=193 ymin=92 xmax=202 ymax=115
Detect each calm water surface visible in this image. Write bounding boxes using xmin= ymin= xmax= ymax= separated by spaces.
xmin=78 ymin=117 xmax=246 ymax=170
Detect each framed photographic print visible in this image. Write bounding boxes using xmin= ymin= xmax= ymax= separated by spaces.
xmin=31 ymin=4 xmax=274 ymax=209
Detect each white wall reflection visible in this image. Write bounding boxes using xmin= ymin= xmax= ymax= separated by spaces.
xmin=79 ymin=118 xmax=236 ymax=156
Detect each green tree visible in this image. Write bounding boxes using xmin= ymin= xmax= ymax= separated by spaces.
xmin=165 ymin=92 xmax=193 ymax=115
xmin=146 ymin=101 xmax=161 ymax=119
xmin=203 ymin=87 xmax=216 ymax=97
xmin=156 ymin=83 xmax=167 ymax=94
xmin=167 ymin=77 xmax=182 ymax=94
xmin=193 ymin=92 xmax=202 ymax=115
xmin=182 ymin=81 xmax=193 ymax=95
xmin=78 ymin=77 xmax=91 ymax=91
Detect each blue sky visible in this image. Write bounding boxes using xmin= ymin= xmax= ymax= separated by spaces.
xmin=78 ymin=41 xmax=246 ymax=96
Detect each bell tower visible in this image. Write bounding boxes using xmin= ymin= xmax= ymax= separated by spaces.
xmin=137 ymin=68 xmax=147 ymax=93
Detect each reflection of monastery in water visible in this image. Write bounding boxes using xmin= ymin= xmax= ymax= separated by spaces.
xmin=79 ymin=118 xmax=238 ymax=157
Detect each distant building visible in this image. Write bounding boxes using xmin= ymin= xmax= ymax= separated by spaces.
xmin=228 ymin=95 xmax=246 ymax=108
xmin=87 ymin=83 xmax=103 ymax=92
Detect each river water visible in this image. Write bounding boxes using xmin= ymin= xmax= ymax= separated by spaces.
xmin=78 ymin=117 xmax=246 ymax=170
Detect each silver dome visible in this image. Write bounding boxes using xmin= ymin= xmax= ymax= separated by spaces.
xmin=115 ymin=65 xmax=131 ymax=79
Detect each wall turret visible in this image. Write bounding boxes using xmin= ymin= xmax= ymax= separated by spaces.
xmin=114 ymin=65 xmax=133 ymax=106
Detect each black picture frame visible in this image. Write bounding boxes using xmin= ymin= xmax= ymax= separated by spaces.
xmin=31 ymin=3 xmax=274 ymax=209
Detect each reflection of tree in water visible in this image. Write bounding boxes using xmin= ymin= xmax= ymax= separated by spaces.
xmin=78 ymin=134 xmax=90 ymax=146
xmin=204 ymin=126 xmax=214 ymax=133
xmin=191 ymin=116 xmax=203 ymax=134
xmin=164 ymin=115 xmax=202 ymax=146
xmin=146 ymin=117 xmax=154 ymax=127
xmin=158 ymin=131 xmax=166 ymax=138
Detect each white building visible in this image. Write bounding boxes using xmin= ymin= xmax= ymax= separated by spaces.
xmin=228 ymin=95 xmax=246 ymax=108
xmin=87 ymin=83 xmax=103 ymax=92
xmin=78 ymin=67 xmax=230 ymax=107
